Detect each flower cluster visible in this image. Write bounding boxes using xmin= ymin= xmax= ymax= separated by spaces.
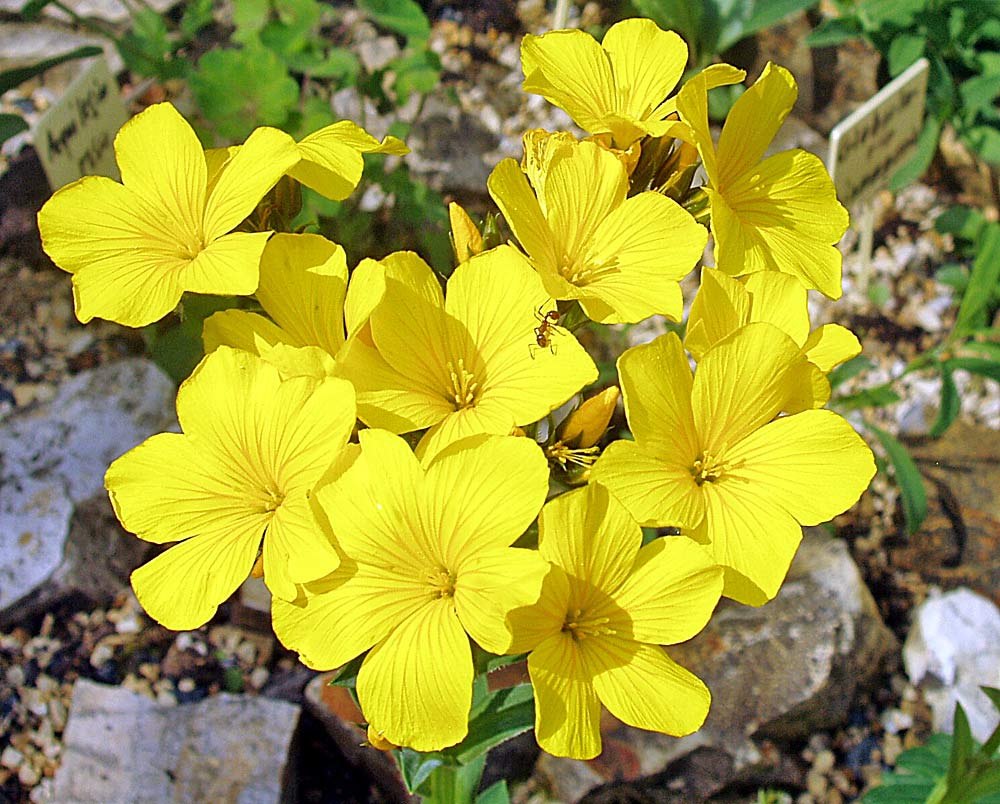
xmin=38 ymin=19 xmax=875 ymax=763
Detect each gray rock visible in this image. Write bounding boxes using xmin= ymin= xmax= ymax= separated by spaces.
xmin=903 ymin=587 xmax=1000 ymax=742
xmin=0 ymin=22 xmax=121 ymax=75
xmin=53 ymin=679 xmax=300 ymax=804
xmin=0 ymin=359 xmax=175 ymax=624
xmin=536 ymin=530 xmax=897 ymax=802
xmin=0 ymin=0 xmax=176 ymax=25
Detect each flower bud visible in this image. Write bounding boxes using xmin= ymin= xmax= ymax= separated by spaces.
xmin=366 ymin=724 xmax=398 ymax=752
xmin=449 ymin=202 xmax=484 ymax=264
xmin=558 ymin=387 xmax=620 ymax=448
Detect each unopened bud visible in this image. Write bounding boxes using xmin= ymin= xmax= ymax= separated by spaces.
xmin=449 ymin=202 xmax=484 ymax=264
xmin=558 ymin=387 xmax=620 ymax=448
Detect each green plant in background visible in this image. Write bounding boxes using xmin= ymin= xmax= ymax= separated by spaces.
xmin=862 ymin=687 xmax=1000 ymax=804
xmin=0 ymin=44 xmax=102 ymax=145
xmin=808 ymin=0 xmax=1000 ymax=189
xmin=625 ymin=0 xmax=820 ymax=115
xmin=829 ymin=206 xmax=1000 ymax=535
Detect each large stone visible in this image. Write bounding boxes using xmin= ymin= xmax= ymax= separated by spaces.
xmin=536 ymin=530 xmax=897 ymax=802
xmin=903 ymin=587 xmax=1000 ymax=742
xmin=0 ymin=359 xmax=175 ymax=625
xmin=53 ymin=679 xmax=300 ymax=803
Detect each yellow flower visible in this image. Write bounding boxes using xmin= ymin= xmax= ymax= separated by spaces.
xmin=272 ymin=430 xmax=550 ymax=751
xmin=520 ymin=19 xmax=689 ymax=148
xmin=449 ymin=201 xmax=484 ymax=264
xmin=591 ymin=325 xmax=875 ymax=606
xmin=506 ymin=484 xmax=723 ymax=759
xmin=203 ymin=232 xmax=348 ymax=377
xmin=104 ymin=346 xmax=356 ymax=629
xmin=686 ymin=267 xmax=862 ymax=379
xmin=336 ymin=245 xmax=597 ymax=460
xmin=675 ymin=63 xmax=849 ymax=299
xmin=37 ymin=102 xmax=300 ymax=327
xmin=488 ymin=135 xmax=706 ymax=324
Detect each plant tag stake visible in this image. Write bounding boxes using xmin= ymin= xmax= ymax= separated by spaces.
xmin=33 ymin=56 xmax=128 ymax=191
xmin=829 ymin=57 xmax=929 ymax=293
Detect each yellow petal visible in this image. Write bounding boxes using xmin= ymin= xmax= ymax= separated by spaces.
xmin=529 ymin=632 xmax=603 ymax=759
xmin=803 ymin=324 xmax=862 ymax=372
xmin=414 ymin=404 xmax=517 ymax=463
xmin=357 ymin=597 xmax=473 ymax=751
xmin=744 ymin=270 xmax=810 ymax=345
xmin=538 ymin=484 xmax=641 ymax=595
xmin=256 ymin=233 xmax=348 ymax=355
xmin=449 ymin=201 xmax=483 ymax=263
xmin=685 ymin=267 xmax=750 ymax=361
xmin=343 ymin=258 xmax=386 ymax=339
xmin=487 ymin=158 xmax=560 ymax=272
xmin=506 ymin=562 xmax=570 ymax=655
xmin=262 ymin=492 xmax=340 ymax=601
xmin=180 ymin=230 xmax=272 ymax=296
xmin=130 ymin=524 xmax=262 ymax=630
xmin=203 ymin=125 xmax=299 ymax=240
xmin=717 ymin=62 xmax=797 ymax=187
xmin=521 ymin=29 xmax=617 ymax=136
xmin=455 ymin=546 xmax=548 ymax=654
xmin=591 ymin=440 xmax=705 ymax=530
xmin=71 ymin=250 xmax=184 ymax=327
xmin=591 ymin=640 xmax=710 ymax=736
xmin=558 ymin=386 xmax=620 ymax=449
xmin=203 ymin=309 xmax=289 ymax=354
xmin=613 ymin=537 xmax=722 ymax=644
xmin=272 ymin=560 xmax=428 ymax=670
xmin=257 ymin=342 xmax=337 ymax=380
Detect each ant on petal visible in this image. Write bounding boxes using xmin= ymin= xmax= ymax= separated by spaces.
xmin=531 ymin=304 xmax=561 ymax=357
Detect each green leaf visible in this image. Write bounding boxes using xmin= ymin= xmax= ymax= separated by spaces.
xmin=834 ymin=385 xmax=901 ymax=410
xmin=389 ymin=49 xmax=441 ymax=102
xmin=862 ymin=781 xmax=935 ymax=803
xmin=477 ymin=780 xmax=510 ymax=804
xmin=743 ymin=0 xmax=819 ymax=39
xmin=630 ymin=0 xmax=703 ymax=45
xmin=859 ymin=0 xmax=925 ymax=28
xmin=189 ymin=45 xmax=299 ymax=140
xmin=953 ymin=223 xmax=1000 ymax=336
xmin=180 ymin=0 xmax=215 ymax=39
xmin=930 ymin=365 xmax=960 ymax=437
xmin=0 ymin=112 xmax=28 ymax=145
xmin=327 ymin=653 xmax=365 ymax=688
xmin=887 ymin=32 xmax=926 ymax=76
xmin=896 ymin=733 xmax=953 ymax=778
xmin=806 ymin=15 xmax=863 ymax=47
xmin=936 ymin=205 xmax=987 ymax=241
xmin=959 ymin=73 xmax=1000 ymax=114
xmin=259 ymin=0 xmax=322 ymax=58
xmin=232 ymin=0 xmax=270 ymax=45
xmin=935 ymin=263 xmax=970 ymax=293
xmin=19 ymin=0 xmax=57 ymax=19
xmin=948 ymin=701 xmax=975 ymax=784
xmin=964 ymin=124 xmax=1000 ymax=164
xmin=944 ymin=356 xmax=1000 ymax=384
xmin=867 ymin=423 xmax=927 ymax=535
xmin=960 ymin=340 xmax=1000 ymax=361
xmin=828 ymin=355 xmax=874 ymax=390
xmin=0 ymin=45 xmax=103 ymax=95
xmin=396 ymin=748 xmax=444 ymax=793
xmin=440 ymin=684 xmax=535 ymax=765
xmin=357 ymin=0 xmax=431 ymax=42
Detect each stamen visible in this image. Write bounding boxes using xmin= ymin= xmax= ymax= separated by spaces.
xmin=561 ymin=607 xmax=614 ymax=641
xmin=446 ymin=358 xmax=479 ymax=409
xmin=690 ymin=452 xmax=724 ymax=486
xmin=547 ymin=442 xmax=600 ymax=468
xmin=560 ymin=252 xmax=621 ymax=286
xmin=427 ymin=566 xmax=457 ymax=599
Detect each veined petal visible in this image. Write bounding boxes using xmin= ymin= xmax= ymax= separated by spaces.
xmin=71 ymin=251 xmax=184 ymax=327
xmin=337 ymin=336 xmax=450 ymax=432
xmin=591 ymin=440 xmax=705 ymax=530
xmin=602 ymin=20 xmax=686 ymax=130
xmin=314 ymin=429 xmax=437 ymax=569
xmin=529 ymin=632 xmax=603 ymax=759
xmin=203 ymin=309 xmax=291 ymax=354
xmin=803 ymin=324 xmax=862 ymax=372
xmin=105 ymin=432 xmax=265 ymax=545
xmin=725 ymin=409 xmax=875 ymax=525
xmin=591 ymin=640 xmax=710 ymax=737
xmin=692 ymin=322 xmax=807 ymax=451
xmin=744 ymin=271 xmax=810 ymax=345
xmin=256 ymin=233 xmax=348 ymax=355
xmin=655 ymin=62 xmax=746 ymax=129
xmin=582 ymin=191 xmax=705 ymax=323
xmin=130 ymin=524 xmax=262 ymax=630
xmin=257 ymin=342 xmax=337 ymax=380
xmin=521 ymin=29 xmax=617 ymax=135
xmin=674 ymin=70 xmax=719 ymax=186
xmin=717 ymin=62 xmax=797 ymax=187
xmin=685 ymin=268 xmax=750 ymax=361
xmin=114 ymin=103 xmax=206 ymax=242
xmin=357 ymin=597 xmax=473 ymax=751
xmin=613 ymin=537 xmax=722 ymax=644
xmin=203 ymin=126 xmax=299 ymax=240
xmin=507 ymin=563 xmax=571 ymax=655
xmin=273 ymin=560 xmax=428 ymax=670
xmin=425 ymin=434 xmax=548 ymax=558
xmin=344 ymin=258 xmax=385 ymax=339
xmin=617 ymin=333 xmax=698 ymax=456
xmin=414 ymin=404 xmax=516 ymax=464
xmin=263 ymin=493 xmax=340 ymax=600
xmin=488 ymin=158 xmax=560 ymax=272
xmin=698 ymin=476 xmax=803 ymax=605
xmin=538 ymin=485 xmax=641 ymax=596
xmin=180 ymin=230 xmax=271 ymax=296
xmin=455 ymin=546 xmax=548 ymax=654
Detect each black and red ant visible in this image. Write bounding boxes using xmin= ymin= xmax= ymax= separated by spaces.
xmin=532 ymin=305 xmax=561 ymax=356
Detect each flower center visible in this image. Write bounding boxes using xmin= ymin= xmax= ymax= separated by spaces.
xmin=689 ymin=452 xmax=725 ymax=486
xmin=427 ymin=566 xmax=457 ymax=599
xmin=546 ymin=442 xmax=600 ymax=468
xmin=560 ymin=253 xmax=620 ymax=287
xmin=561 ymin=607 xmax=613 ymax=641
xmin=446 ymin=358 xmax=479 ymax=410
xmin=261 ymin=484 xmax=285 ymax=513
